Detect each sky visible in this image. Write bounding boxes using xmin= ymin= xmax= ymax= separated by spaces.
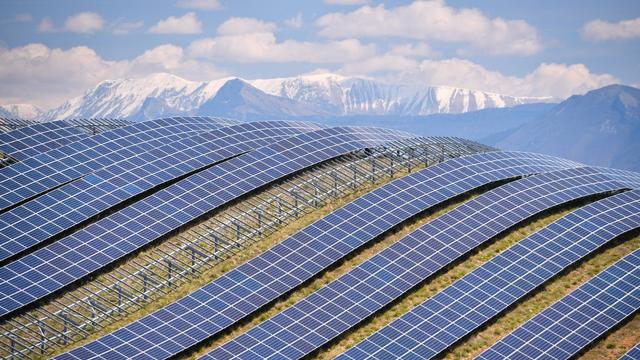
xmin=0 ymin=0 xmax=639 ymax=109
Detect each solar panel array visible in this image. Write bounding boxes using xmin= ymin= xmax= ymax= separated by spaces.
xmin=0 ymin=120 xmax=320 ymax=262
xmin=0 ymin=126 xmax=412 ymax=318
xmin=0 ymin=117 xmax=237 ymax=212
xmin=206 ymin=166 xmax=640 ymax=359
xmin=478 ymin=249 xmax=640 ymax=360
xmin=56 ymin=152 xmax=578 ymax=360
xmin=0 ymin=118 xmax=37 ymax=134
xmin=621 ymin=343 xmax=640 ymax=360
xmin=340 ymin=190 xmax=640 ymax=359
xmin=0 ymin=121 xmax=88 ymax=161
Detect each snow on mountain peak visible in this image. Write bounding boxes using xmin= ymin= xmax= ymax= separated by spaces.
xmin=35 ymin=72 xmax=555 ymax=121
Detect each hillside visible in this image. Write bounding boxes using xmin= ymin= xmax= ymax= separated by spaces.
xmin=496 ymin=84 xmax=640 ymax=171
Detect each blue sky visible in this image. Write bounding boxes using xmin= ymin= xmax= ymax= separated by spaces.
xmin=0 ymin=0 xmax=639 ymax=108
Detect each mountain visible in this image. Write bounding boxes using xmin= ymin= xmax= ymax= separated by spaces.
xmin=496 ymin=84 xmax=640 ymax=171
xmin=197 ymin=79 xmax=330 ymax=120
xmin=0 ymin=104 xmax=43 ymax=120
xmin=28 ymin=72 xmax=553 ymax=121
xmin=252 ymin=73 xmax=552 ymax=116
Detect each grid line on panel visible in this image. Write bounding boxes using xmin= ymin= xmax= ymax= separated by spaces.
xmin=340 ymin=190 xmax=640 ymax=360
xmin=0 ymin=120 xmax=89 ymax=161
xmin=0 ymin=121 xmax=321 ymax=263
xmin=620 ymin=342 xmax=640 ymax=360
xmin=0 ymin=126 xmax=411 ymax=319
xmin=0 ymin=116 xmax=237 ymax=212
xmin=58 ymin=151 xmax=577 ymax=360
xmin=478 ymin=249 xmax=640 ymax=360
xmin=207 ymin=166 xmax=640 ymax=359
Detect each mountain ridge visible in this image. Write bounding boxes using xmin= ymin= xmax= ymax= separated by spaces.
xmin=1 ymin=72 xmax=556 ymax=121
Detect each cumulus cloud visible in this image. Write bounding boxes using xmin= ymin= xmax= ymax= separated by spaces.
xmin=176 ymin=0 xmax=221 ymax=10
xmin=37 ymin=17 xmax=56 ymax=33
xmin=324 ymin=0 xmax=370 ymax=5
xmin=582 ymin=17 xmax=640 ymax=41
xmin=112 ymin=20 xmax=144 ymax=35
xmin=189 ymin=33 xmax=375 ymax=63
xmin=388 ymin=42 xmax=436 ymax=57
xmin=148 ymin=12 xmax=202 ymax=34
xmin=0 ymin=43 xmax=226 ymax=109
xmin=390 ymin=58 xmax=618 ymax=98
xmin=284 ymin=13 xmax=303 ymax=29
xmin=64 ymin=12 xmax=104 ymax=34
xmin=217 ymin=17 xmax=276 ymax=35
xmin=189 ymin=17 xmax=375 ymax=63
xmin=316 ymin=1 xmax=542 ymax=56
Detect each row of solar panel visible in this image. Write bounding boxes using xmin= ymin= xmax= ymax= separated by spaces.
xmin=0 ymin=118 xmax=136 ymax=160
xmin=0 ymin=117 xmax=238 ymax=211
xmin=56 ymin=152 xmax=583 ymax=359
xmin=0 ymin=126 xmax=415 ymax=317
xmin=0 ymin=121 xmax=320 ymax=262
xmin=211 ymin=172 xmax=640 ymax=360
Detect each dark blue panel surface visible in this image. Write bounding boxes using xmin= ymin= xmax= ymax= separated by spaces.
xmin=57 ymin=151 xmax=577 ymax=360
xmin=479 ymin=249 xmax=640 ymax=360
xmin=207 ymin=166 xmax=640 ymax=359
xmin=0 ymin=120 xmax=88 ymax=161
xmin=620 ymin=343 xmax=640 ymax=360
xmin=0 ymin=121 xmax=320 ymax=261
xmin=340 ymin=190 xmax=640 ymax=359
xmin=0 ymin=126 xmax=412 ymax=318
xmin=0 ymin=117 xmax=237 ymax=212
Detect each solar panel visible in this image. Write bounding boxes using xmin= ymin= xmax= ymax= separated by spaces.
xmin=340 ymin=190 xmax=640 ymax=360
xmin=478 ymin=249 xmax=640 ymax=360
xmin=0 ymin=116 xmax=237 ymax=212
xmin=621 ymin=343 xmax=640 ymax=360
xmin=205 ymin=166 xmax=640 ymax=359
xmin=0 ymin=126 xmax=412 ymax=319
xmin=56 ymin=152 xmax=579 ymax=360
xmin=0 ymin=121 xmax=321 ymax=262
xmin=0 ymin=118 xmax=37 ymax=133
xmin=0 ymin=120 xmax=88 ymax=161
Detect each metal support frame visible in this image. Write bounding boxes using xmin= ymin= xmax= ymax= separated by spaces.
xmin=0 ymin=137 xmax=492 ymax=358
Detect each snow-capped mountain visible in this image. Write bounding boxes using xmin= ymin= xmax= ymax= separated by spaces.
xmin=0 ymin=104 xmax=43 ymax=120
xmin=25 ymin=72 xmax=554 ymax=121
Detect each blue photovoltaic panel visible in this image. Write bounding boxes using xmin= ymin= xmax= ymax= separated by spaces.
xmin=0 ymin=116 xmax=237 ymax=212
xmin=0 ymin=120 xmax=88 ymax=161
xmin=0 ymin=120 xmax=321 ymax=262
xmin=56 ymin=151 xmax=579 ymax=360
xmin=206 ymin=166 xmax=640 ymax=359
xmin=340 ymin=190 xmax=640 ymax=360
xmin=0 ymin=126 xmax=413 ymax=319
xmin=478 ymin=249 xmax=640 ymax=360
xmin=621 ymin=343 xmax=640 ymax=360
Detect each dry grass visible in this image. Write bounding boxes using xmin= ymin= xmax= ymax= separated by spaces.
xmin=444 ymin=234 xmax=640 ymax=359
xmin=182 ymin=196 xmax=476 ymax=359
xmin=314 ymin=207 xmax=576 ymax=360
xmin=49 ymin=179 xmax=393 ymax=358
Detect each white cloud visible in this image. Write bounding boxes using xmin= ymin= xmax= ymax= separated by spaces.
xmin=15 ymin=13 xmax=33 ymax=22
xmin=189 ymin=17 xmax=375 ymax=63
xmin=0 ymin=43 xmax=226 ymax=109
xmin=64 ymin=12 xmax=104 ymax=34
xmin=148 ymin=12 xmax=202 ymax=34
xmin=316 ymin=1 xmax=542 ymax=56
xmin=284 ymin=13 xmax=303 ymax=29
xmin=217 ymin=17 xmax=276 ymax=35
xmin=390 ymin=58 xmax=618 ymax=98
xmin=37 ymin=17 xmax=56 ymax=33
xmin=112 ymin=20 xmax=144 ymax=35
xmin=340 ymin=54 xmax=418 ymax=75
xmin=176 ymin=0 xmax=221 ymax=10
xmin=582 ymin=17 xmax=640 ymax=41
xmin=388 ymin=42 xmax=436 ymax=57
xmin=189 ymin=32 xmax=376 ymax=63
xmin=324 ymin=0 xmax=369 ymax=5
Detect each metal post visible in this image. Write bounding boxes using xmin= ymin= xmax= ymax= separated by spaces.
xmin=143 ymin=272 xmax=149 ymax=300
xmin=255 ymin=209 xmax=263 ymax=235
xmin=234 ymin=221 xmax=241 ymax=247
xmin=166 ymin=260 xmax=173 ymax=287
xmin=116 ymin=285 xmax=123 ymax=314
xmin=88 ymin=298 xmax=97 ymax=326
xmin=61 ymin=312 xmax=69 ymax=345
xmin=38 ymin=320 xmax=46 ymax=355
xmin=190 ymin=246 xmax=197 ymax=272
